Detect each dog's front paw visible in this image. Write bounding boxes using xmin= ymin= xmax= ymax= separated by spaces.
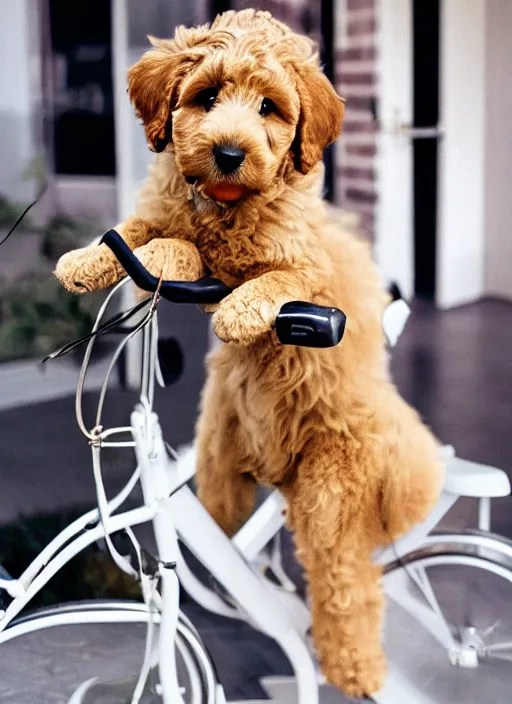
xmin=134 ymin=239 xmax=204 ymax=282
xmin=54 ymin=244 xmax=121 ymax=293
xmin=133 ymin=238 xmax=205 ymax=301
xmin=212 ymin=294 xmax=275 ymax=345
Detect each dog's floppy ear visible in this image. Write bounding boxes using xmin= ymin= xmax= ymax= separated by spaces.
xmin=292 ymin=68 xmax=345 ymax=174
xmin=128 ymin=38 xmax=201 ymax=153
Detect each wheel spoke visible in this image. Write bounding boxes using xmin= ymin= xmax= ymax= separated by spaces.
xmin=412 ymin=565 xmax=456 ymax=638
xmin=386 ymin=566 xmax=458 ymax=650
xmin=482 ymin=619 xmax=501 ymax=639
xmin=486 ymin=640 xmax=512 ymax=653
xmin=385 ymin=567 xmax=458 ymax=649
xmin=485 ymin=650 xmax=512 ymax=662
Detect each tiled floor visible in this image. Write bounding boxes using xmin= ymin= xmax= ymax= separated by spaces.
xmin=0 ymin=299 xmax=511 ymax=702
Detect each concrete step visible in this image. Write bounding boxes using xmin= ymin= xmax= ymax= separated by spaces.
xmin=0 ymin=357 xmax=112 ymax=411
xmin=261 ymin=676 xmax=357 ymax=704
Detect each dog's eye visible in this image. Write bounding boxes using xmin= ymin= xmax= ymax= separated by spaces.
xmin=195 ymin=87 xmax=219 ymax=112
xmin=259 ymin=97 xmax=277 ymax=117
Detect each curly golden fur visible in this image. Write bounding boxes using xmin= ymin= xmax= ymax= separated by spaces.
xmin=54 ymin=9 xmax=444 ymax=697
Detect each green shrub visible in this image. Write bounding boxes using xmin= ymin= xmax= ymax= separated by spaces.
xmin=0 ymin=274 xmax=106 ymax=362
xmin=0 ymin=194 xmax=34 ymax=231
xmin=0 ymin=211 xmax=109 ymax=363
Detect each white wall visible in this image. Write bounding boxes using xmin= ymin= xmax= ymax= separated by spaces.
xmin=0 ymin=0 xmax=36 ymax=202
xmin=114 ymin=0 xmax=205 ymax=222
xmin=484 ymin=0 xmax=512 ymax=300
xmin=437 ymin=0 xmax=486 ymax=308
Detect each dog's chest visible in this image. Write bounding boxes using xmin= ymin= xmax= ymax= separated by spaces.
xmin=195 ymin=224 xmax=283 ymax=286
xmin=224 ymin=349 xmax=307 ymax=484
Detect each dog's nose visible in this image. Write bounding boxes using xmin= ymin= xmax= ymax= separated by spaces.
xmin=212 ymin=145 xmax=246 ymax=174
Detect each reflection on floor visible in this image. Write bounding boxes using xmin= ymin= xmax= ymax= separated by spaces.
xmin=390 ymin=299 xmax=512 ymax=537
xmin=0 ymin=299 xmax=511 ymax=702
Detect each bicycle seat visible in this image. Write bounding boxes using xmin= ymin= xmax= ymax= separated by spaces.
xmin=444 ymin=456 xmax=511 ymax=498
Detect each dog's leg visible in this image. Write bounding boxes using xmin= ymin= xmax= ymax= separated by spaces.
xmin=283 ymin=433 xmax=387 ymax=698
xmin=307 ymin=543 xmax=386 ymax=698
xmin=54 ymin=217 xmax=164 ymax=293
xmin=379 ymin=395 xmax=445 ymax=540
xmin=212 ymin=270 xmax=311 ymax=345
xmin=195 ymin=427 xmax=258 ymax=538
xmin=195 ymin=370 xmax=258 ymax=537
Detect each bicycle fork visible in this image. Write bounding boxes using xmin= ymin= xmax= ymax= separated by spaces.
xmin=131 ymin=406 xmax=185 ymax=704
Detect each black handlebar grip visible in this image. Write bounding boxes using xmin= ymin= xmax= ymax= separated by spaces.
xmin=275 ymin=301 xmax=346 ymax=348
xmin=101 ymin=229 xmax=232 ymax=304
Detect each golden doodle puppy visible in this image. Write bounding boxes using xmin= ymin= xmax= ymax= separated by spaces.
xmin=55 ymin=9 xmax=444 ymax=697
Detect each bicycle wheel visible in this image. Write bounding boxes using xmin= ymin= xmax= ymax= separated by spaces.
xmin=381 ymin=531 xmax=512 ymax=704
xmin=69 ymin=623 xmax=215 ymax=704
xmin=0 ymin=601 xmax=217 ymax=704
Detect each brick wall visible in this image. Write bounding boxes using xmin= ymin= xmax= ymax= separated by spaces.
xmin=334 ymin=0 xmax=378 ymax=238
xmin=233 ymin=0 xmax=379 ymax=234
xmin=234 ymin=0 xmax=320 ymax=35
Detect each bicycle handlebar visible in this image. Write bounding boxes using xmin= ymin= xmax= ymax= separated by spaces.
xmin=101 ymin=229 xmax=346 ymax=348
xmin=101 ymin=229 xmax=232 ymax=304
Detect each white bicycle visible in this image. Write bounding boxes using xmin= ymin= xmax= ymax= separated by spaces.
xmin=0 ymin=229 xmax=511 ymax=704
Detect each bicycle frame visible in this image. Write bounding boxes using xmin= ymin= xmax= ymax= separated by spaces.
xmin=132 ymin=318 xmax=320 ymax=704
xmin=0 ymin=284 xmax=319 ymax=704
xmin=2 ymin=280 xmax=511 ymax=704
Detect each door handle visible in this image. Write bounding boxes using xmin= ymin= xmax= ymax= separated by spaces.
xmin=397 ymin=124 xmax=444 ymax=139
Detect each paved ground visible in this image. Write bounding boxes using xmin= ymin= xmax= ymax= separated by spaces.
xmin=390 ymin=298 xmax=512 ymax=536
xmin=0 ymin=299 xmax=511 ymax=702
xmin=0 ymin=358 xmax=111 ymax=413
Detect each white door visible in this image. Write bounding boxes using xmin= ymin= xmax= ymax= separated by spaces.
xmin=437 ymin=0 xmax=486 ymax=308
xmin=375 ymin=0 xmax=414 ymax=300
xmin=376 ymin=0 xmax=487 ymax=308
